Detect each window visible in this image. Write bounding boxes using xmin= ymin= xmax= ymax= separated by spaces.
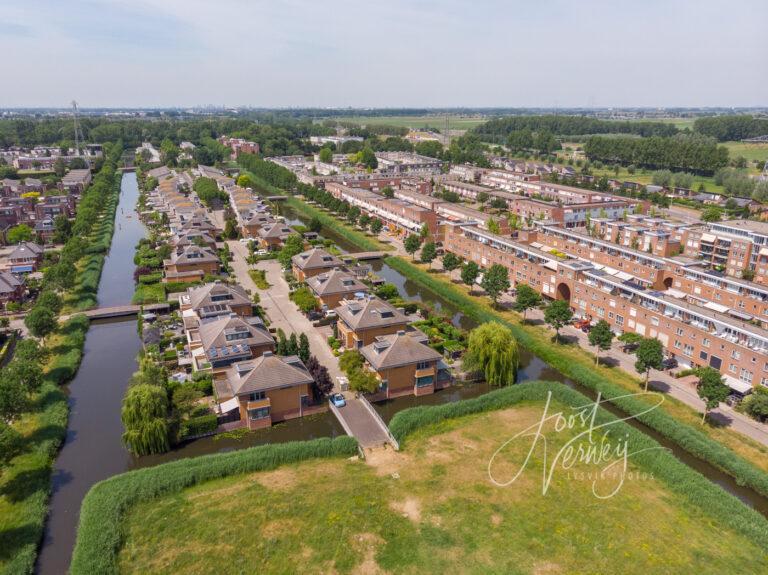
xmin=615 ymin=315 xmax=624 ymax=326
xmin=729 ymin=363 xmax=737 ymax=374
xmin=740 ymin=369 xmax=753 ymax=384
xmin=650 ymin=317 xmax=659 ymax=327
xmin=683 ymin=344 xmax=693 ymax=357
xmin=731 ymin=350 xmax=741 ymax=360
xmin=415 ymin=375 xmax=434 ymax=387
xmin=702 ymin=338 xmax=710 ymax=348
xmin=249 ymin=391 xmax=266 ymax=401
xmin=248 ymin=407 xmax=270 ymax=420
xmin=675 ymin=327 xmax=684 ymax=336
xmin=699 ymin=351 xmax=708 ymax=361
xmin=416 ymin=361 xmax=432 ymax=370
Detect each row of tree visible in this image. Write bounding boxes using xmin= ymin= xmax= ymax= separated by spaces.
xmin=693 ymin=115 xmax=768 ymax=142
xmin=584 ymin=134 xmax=729 ymax=174
xmin=474 ymin=115 xmax=679 ymax=144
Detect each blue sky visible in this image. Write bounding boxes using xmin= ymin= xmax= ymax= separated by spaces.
xmin=1 ymin=0 xmax=766 ymax=108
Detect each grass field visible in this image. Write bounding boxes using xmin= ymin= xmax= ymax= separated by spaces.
xmin=116 ymin=402 xmax=767 ymax=574
xmin=722 ymin=141 xmax=768 ymax=164
xmin=333 ymin=114 xmax=487 ymax=131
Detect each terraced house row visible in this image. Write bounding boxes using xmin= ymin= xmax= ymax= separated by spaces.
xmin=445 ymin=219 xmax=768 ymax=395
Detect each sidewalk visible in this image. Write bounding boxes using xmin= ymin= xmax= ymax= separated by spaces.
xmin=504 ymin=295 xmax=768 ymax=447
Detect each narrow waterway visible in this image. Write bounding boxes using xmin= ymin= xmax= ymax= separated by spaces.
xmin=34 ymin=183 xmax=768 ymax=572
xmin=36 ymin=173 xmax=146 ymax=574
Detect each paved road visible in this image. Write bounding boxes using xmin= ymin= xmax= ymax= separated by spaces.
xmin=503 ymin=295 xmax=768 ymax=447
xmin=227 ymin=240 xmax=392 ymax=448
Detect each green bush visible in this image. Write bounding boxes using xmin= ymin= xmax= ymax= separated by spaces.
xmin=383 ymin=255 xmax=768 ymax=498
xmin=138 ymin=272 xmax=163 ymax=285
xmin=390 ymin=381 xmax=768 ymax=545
xmin=71 ymin=436 xmax=358 ymax=574
xmin=179 ymin=414 xmax=218 ymax=439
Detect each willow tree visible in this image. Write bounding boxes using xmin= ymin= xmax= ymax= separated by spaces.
xmin=121 ymin=384 xmax=170 ymax=456
xmin=463 ymin=322 xmax=519 ymax=386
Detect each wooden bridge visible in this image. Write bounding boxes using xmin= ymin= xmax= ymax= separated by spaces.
xmin=67 ymin=303 xmax=170 ymax=321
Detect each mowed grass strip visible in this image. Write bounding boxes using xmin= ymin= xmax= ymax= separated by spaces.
xmin=116 ymin=396 xmax=768 ymax=574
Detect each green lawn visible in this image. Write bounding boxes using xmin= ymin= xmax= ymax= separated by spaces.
xmin=117 ymin=402 xmax=768 ymax=574
xmin=722 ymin=141 xmax=768 ymax=165
xmin=333 ymin=115 xmax=487 ymax=131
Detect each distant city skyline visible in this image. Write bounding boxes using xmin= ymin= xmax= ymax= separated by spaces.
xmin=1 ymin=0 xmax=766 ymax=108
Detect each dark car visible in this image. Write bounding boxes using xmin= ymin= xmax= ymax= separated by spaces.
xmin=622 ymin=342 xmax=640 ymax=354
xmin=661 ymin=357 xmax=678 ymax=370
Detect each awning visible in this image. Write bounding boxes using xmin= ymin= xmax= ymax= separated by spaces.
xmin=530 ymin=242 xmax=543 ymax=249
xmin=218 ymin=397 xmax=240 ymax=414
xmin=728 ymin=310 xmax=754 ymax=321
xmin=704 ymin=301 xmax=730 ymax=313
xmin=603 ymin=266 xmax=619 ymax=276
xmin=759 ymin=247 xmax=768 ymax=257
xmin=724 ymin=376 xmax=753 ymax=395
xmin=665 ymin=288 xmax=687 ymax=299
xmin=701 ymin=233 xmax=716 ymax=242
xmin=615 ymin=271 xmax=633 ymax=281
xmin=10 ymin=265 xmax=34 ymax=273
xmin=543 ymin=261 xmax=558 ymax=271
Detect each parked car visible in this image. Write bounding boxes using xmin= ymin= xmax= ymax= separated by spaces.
xmin=325 ymin=309 xmax=337 ymax=319
xmin=330 ymin=393 xmax=346 ymax=408
xmin=622 ymin=342 xmax=640 ymax=354
xmin=239 ymin=238 xmax=251 ymax=244
xmin=661 ymin=357 xmax=678 ymax=370
xmin=726 ymin=394 xmax=743 ymax=407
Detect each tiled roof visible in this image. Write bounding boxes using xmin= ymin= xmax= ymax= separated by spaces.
xmin=307 ymin=269 xmax=368 ymax=297
xmin=198 ymin=314 xmax=273 ymax=354
xmin=227 ymin=353 xmax=313 ymax=396
xmin=361 ymin=331 xmax=441 ymax=370
xmin=186 ymin=282 xmax=251 ymax=311
xmin=335 ymin=296 xmax=408 ymax=330
xmin=291 ymin=248 xmax=343 ymax=271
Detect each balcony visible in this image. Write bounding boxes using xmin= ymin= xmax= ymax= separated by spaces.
xmin=247 ymin=397 xmax=271 ymax=411
xmin=415 ymin=367 xmax=436 ymax=378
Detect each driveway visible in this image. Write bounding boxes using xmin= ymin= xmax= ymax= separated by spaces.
xmin=227 ymin=240 xmax=342 ymax=382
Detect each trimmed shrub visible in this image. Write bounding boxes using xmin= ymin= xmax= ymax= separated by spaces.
xmin=179 ymin=414 xmax=218 ymax=439
xmin=71 ymin=436 xmax=357 ymax=574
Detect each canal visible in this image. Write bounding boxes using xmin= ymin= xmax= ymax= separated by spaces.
xmin=35 ymin=182 xmax=768 ymax=571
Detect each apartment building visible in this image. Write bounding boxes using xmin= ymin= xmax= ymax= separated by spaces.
xmin=374 ymin=152 xmax=444 ymax=175
xmin=325 ymin=183 xmax=438 ymax=238
xmin=218 ymin=136 xmax=260 ymax=158
xmin=682 ymin=220 xmax=768 ymax=285
xmin=61 ymin=169 xmax=92 ymax=193
xmin=444 ymin=222 xmax=768 ymax=393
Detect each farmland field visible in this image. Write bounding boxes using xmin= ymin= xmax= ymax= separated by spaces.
xmin=333 ymin=114 xmax=487 ymax=131
xmin=116 ymin=402 xmax=767 ymax=574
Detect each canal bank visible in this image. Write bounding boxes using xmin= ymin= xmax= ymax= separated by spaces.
xmin=36 ymin=173 xmax=146 ymax=575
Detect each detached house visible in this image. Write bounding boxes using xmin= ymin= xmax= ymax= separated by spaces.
xmin=179 ymin=282 xmax=253 ymax=327
xmin=291 ymin=248 xmax=343 ymax=281
xmin=163 ymin=245 xmax=220 ymax=283
xmin=361 ymin=331 xmax=449 ymax=399
xmin=0 ymin=271 xmax=24 ymax=307
xmin=188 ymin=313 xmax=275 ymax=378
xmin=257 ymin=222 xmax=296 ymax=251
xmin=335 ymin=296 xmax=410 ymax=349
xmin=306 ymin=269 xmax=368 ymax=309
xmin=241 ymin=213 xmax=275 ymax=239
xmin=217 ymin=352 xmax=320 ymax=429
xmin=7 ymin=241 xmax=44 ymax=273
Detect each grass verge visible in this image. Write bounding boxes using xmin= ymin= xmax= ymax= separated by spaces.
xmin=70 ymin=436 xmax=357 ymax=574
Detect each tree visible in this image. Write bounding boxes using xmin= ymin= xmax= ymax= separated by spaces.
xmin=5 ymin=360 xmax=43 ymax=395
xmin=404 ymin=234 xmax=422 ymax=260
xmin=513 ymin=283 xmax=541 ymax=321
xmin=420 ymin=241 xmax=437 ymax=266
xmin=481 ymin=264 xmax=510 ymax=306
xmin=339 ymin=350 xmax=364 ymax=374
xmin=236 ymin=174 xmax=253 ymax=188
xmin=223 ymin=218 xmax=239 ymax=240
xmin=289 ymin=286 xmax=319 ymax=314
xmin=25 ymin=306 xmax=57 ymax=341
xmin=381 ymin=186 xmax=394 ymax=199
xmin=121 ymin=384 xmax=170 ymax=456
xmin=0 ymin=375 xmax=27 ymax=421
xmin=306 ymin=355 xmax=333 ymax=400
xmin=171 ymin=385 xmax=202 ymax=419
xmin=348 ymin=367 xmax=379 ymax=394
xmin=318 ymin=147 xmax=333 ymax=163
xmin=544 ymin=299 xmax=573 ymax=342
xmin=308 ymin=216 xmax=323 ymax=234
xmin=588 ymin=320 xmax=614 ymax=366
xmin=461 ymin=261 xmax=480 ymax=293
xmin=13 ymin=338 xmax=49 ymax=365
xmin=441 ymin=252 xmax=462 ymax=277
xmin=701 ymin=207 xmax=723 ymax=223
xmin=356 ymin=147 xmax=378 ymax=169
xmin=277 ymin=233 xmax=305 ymax=268
xmin=36 ymin=290 xmax=62 ymax=314
xmin=696 ymin=367 xmax=729 ymax=424
xmin=0 ymin=421 xmax=22 ymax=469
xmin=634 ymin=338 xmax=664 ymax=391
xmin=463 ymin=322 xmax=519 ymax=386
xmin=53 ymin=214 xmax=72 ymax=243
xmin=7 ymin=225 xmax=34 ymax=244
xmin=370 ymin=219 xmax=383 ymax=235
xmin=744 ymin=389 xmax=768 ymax=422
xmin=287 ymin=333 xmax=299 ymax=356
xmin=419 ymin=223 xmax=430 ymax=240
xmin=374 ymin=283 xmax=399 ymax=300
xmin=477 ymin=191 xmax=489 ymax=204
xmin=298 ymin=333 xmax=310 ymax=363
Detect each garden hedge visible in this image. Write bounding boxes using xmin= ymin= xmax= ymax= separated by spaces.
xmin=71 ymin=436 xmax=358 ymax=574
xmin=390 ymin=381 xmax=768 ymax=545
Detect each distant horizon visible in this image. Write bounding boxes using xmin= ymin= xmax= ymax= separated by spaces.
xmin=1 ymin=0 xmax=766 ymax=108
